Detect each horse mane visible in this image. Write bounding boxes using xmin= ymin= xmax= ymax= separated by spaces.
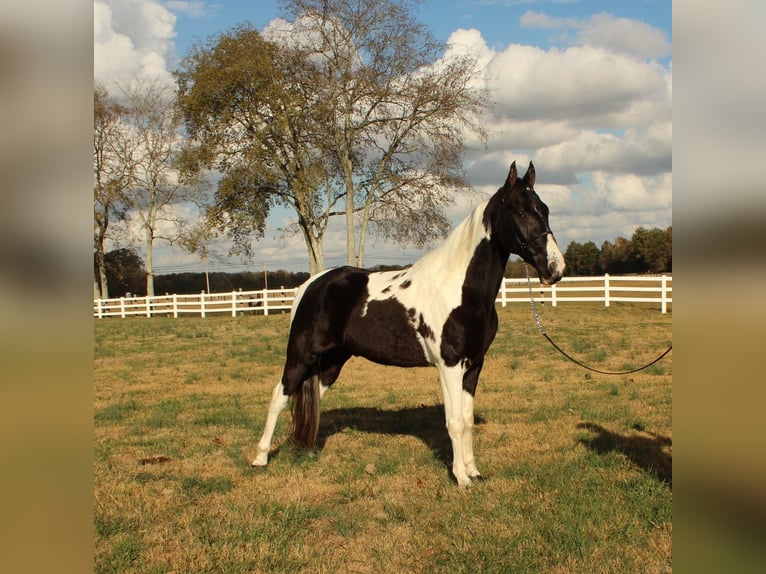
xmin=408 ymin=198 xmax=491 ymax=281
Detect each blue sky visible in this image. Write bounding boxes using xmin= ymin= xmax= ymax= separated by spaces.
xmin=95 ymin=0 xmax=672 ymax=274
xmin=169 ymin=1 xmax=671 ymax=57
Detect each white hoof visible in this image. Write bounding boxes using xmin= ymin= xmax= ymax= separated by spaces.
xmin=466 ymin=465 xmax=482 ymax=478
xmin=251 ymin=452 xmax=269 ymax=467
xmin=455 ymin=475 xmax=473 ymax=487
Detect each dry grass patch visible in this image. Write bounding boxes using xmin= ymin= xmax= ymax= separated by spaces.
xmin=95 ymin=304 xmax=671 ymax=573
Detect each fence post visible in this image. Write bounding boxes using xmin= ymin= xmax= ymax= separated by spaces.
xmin=661 ymin=274 xmax=668 ymax=314
xmin=604 ymin=273 xmax=610 ymax=308
xmin=232 ymin=290 xmax=237 ymax=317
xmin=200 ymin=290 xmax=206 ymax=318
xmin=119 ymin=297 xmax=126 ymax=318
xmin=95 ymin=299 xmax=103 ymax=319
xmin=172 ymin=294 xmax=178 ymax=318
xmin=501 ymin=278 xmax=507 ymax=307
xmin=146 ymin=296 xmax=152 ymax=318
xmin=551 ymin=283 xmax=558 ymax=307
xmin=262 ymin=288 xmax=269 ymax=316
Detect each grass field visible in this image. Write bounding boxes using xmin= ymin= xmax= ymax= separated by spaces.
xmin=94 ymin=303 xmax=672 ymax=573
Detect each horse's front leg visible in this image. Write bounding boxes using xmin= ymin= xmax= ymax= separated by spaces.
xmin=439 ymin=365 xmax=472 ymax=487
xmin=461 ymin=360 xmax=484 ymax=479
xmin=460 ymin=391 xmax=481 ymax=479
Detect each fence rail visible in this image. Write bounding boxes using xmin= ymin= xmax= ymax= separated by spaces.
xmin=93 ymin=274 xmax=672 ymax=319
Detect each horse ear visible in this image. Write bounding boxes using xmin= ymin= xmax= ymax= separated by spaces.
xmin=504 ymin=161 xmax=517 ymax=188
xmin=524 ymin=161 xmax=536 ymax=187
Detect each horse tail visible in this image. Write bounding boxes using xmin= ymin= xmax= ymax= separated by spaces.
xmin=291 ymin=375 xmax=321 ymax=450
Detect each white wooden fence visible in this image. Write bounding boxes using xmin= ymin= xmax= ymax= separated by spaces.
xmin=93 ymin=274 xmax=672 ymax=319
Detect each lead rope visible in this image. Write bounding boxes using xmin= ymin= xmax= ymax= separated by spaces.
xmin=523 ymin=264 xmax=672 ymax=376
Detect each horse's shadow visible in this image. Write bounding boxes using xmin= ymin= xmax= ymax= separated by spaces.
xmin=313 ymin=404 xmax=484 ymax=471
xmin=577 ymin=422 xmax=672 ymax=487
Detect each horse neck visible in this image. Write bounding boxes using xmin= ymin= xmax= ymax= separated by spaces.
xmin=413 ymin=200 xmax=489 ymax=273
xmin=455 ymin=196 xmax=512 ymax=304
xmin=412 ymin=199 xmax=510 ymax=302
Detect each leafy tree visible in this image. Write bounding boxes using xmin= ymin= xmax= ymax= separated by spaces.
xmin=101 ymin=248 xmax=146 ymax=297
xmin=579 ymin=241 xmax=601 ymax=275
xmin=176 ymin=24 xmax=338 ymax=274
xmin=600 ymin=236 xmax=633 ymax=274
xmin=631 ymin=226 xmax=672 ymax=273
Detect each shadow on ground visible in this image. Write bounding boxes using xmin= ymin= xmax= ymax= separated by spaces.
xmin=314 ymin=404 xmax=485 ymax=471
xmin=577 ymin=422 xmax=672 ymax=487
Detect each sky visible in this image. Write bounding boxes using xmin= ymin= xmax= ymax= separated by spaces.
xmin=94 ymin=0 xmax=672 ymax=275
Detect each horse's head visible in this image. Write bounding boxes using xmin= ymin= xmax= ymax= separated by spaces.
xmin=491 ymin=161 xmax=565 ymax=285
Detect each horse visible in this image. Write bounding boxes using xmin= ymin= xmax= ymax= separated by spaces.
xmin=251 ymin=161 xmax=565 ymax=486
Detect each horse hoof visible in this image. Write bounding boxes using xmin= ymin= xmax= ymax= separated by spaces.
xmin=251 ymin=455 xmax=268 ymax=467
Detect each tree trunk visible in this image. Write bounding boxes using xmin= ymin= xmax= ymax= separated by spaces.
xmin=340 ymin=154 xmax=356 ymax=266
xmin=344 ymin=189 xmax=355 ymax=266
xmin=94 ymin=238 xmax=109 ymax=299
xmin=297 ymin=219 xmax=325 ymax=275
xmin=356 ymin=198 xmax=373 ymax=268
xmin=144 ymin=224 xmax=155 ymax=297
xmin=99 ymin=264 xmax=109 ymax=299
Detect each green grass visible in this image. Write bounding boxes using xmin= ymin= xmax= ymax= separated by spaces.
xmin=95 ymin=305 xmax=672 ymax=573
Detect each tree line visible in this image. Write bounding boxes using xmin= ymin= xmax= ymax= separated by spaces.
xmin=99 ymin=247 xmax=311 ymax=297
xmin=561 ymin=226 xmax=671 ymax=276
xmin=94 ymin=0 xmax=489 ymax=300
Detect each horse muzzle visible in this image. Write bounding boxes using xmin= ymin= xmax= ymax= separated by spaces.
xmin=540 ymin=267 xmax=563 ymax=286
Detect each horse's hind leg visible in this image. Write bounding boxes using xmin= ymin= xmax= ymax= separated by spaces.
xmin=252 ymin=361 xmax=308 ymax=467
xmin=251 ymin=380 xmax=290 ymax=466
xmin=252 ymin=351 xmax=348 ymax=467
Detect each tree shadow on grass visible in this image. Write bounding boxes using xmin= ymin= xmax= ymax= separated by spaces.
xmin=577 ymin=422 xmax=672 ymax=487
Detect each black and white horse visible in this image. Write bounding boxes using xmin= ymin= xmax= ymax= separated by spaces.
xmin=252 ymin=161 xmax=565 ymax=486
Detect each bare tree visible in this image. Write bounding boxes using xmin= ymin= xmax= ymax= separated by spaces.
xmin=116 ymin=80 xmax=207 ymax=296
xmin=93 ymin=84 xmax=129 ymax=299
xmin=281 ymin=0 xmax=490 ymax=266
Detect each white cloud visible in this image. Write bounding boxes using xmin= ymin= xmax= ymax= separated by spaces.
xmin=164 ymin=1 xmax=208 ymax=18
xmin=580 ymin=13 xmax=671 ymax=60
xmin=486 ymin=43 xmax=665 ymax=124
xmin=94 ymin=0 xmax=177 ymax=88
xmin=521 ymin=10 xmax=671 ymax=59
xmin=591 ymin=171 xmax=672 ymax=212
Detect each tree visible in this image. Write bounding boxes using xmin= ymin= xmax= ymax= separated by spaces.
xmin=579 ymin=241 xmax=601 ymax=275
xmin=631 ymin=226 xmax=672 ymax=273
xmin=176 ymin=0 xmax=489 ymax=274
xmin=93 ymin=85 xmax=129 ymax=299
xmin=116 ymin=80 xmax=207 ymax=296
xmin=100 ymin=248 xmax=146 ymax=297
xmin=601 ymin=236 xmax=633 ymax=274
xmin=279 ymin=0 xmax=490 ymax=266
xmin=176 ymin=25 xmax=339 ymax=274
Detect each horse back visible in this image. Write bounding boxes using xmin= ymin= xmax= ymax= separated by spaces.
xmin=288 ymin=266 xmax=432 ymax=368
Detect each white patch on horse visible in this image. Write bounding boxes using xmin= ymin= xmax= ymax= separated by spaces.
xmin=546 ymin=233 xmax=565 ymax=278
xmin=363 ymin=199 xmax=491 ymax=364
